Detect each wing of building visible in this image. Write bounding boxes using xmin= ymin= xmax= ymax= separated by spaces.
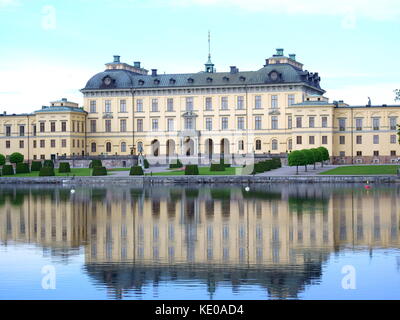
xmin=1 ymin=49 xmax=399 ymax=164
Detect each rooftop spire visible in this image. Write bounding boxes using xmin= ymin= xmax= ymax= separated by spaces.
xmin=205 ymin=30 xmax=215 ymax=73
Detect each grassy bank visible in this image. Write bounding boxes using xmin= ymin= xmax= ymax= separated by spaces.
xmin=320 ymin=165 xmax=400 ymax=175
xmin=147 ymin=167 xmax=238 ymax=176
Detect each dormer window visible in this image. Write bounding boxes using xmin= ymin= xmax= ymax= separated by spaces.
xmin=223 ymin=76 xmax=229 ymax=82
xmin=138 ymin=79 xmax=144 ymax=85
xmin=206 ymin=77 xmax=213 ymax=83
xmin=268 ymin=70 xmax=281 ymax=82
xmin=188 ymin=78 xmax=194 ymax=84
xmin=169 ymin=78 xmax=176 ymax=85
xmin=239 ymin=76 xmax=246 ymax=82
xmin=154 ymin=79 xmax=160 ymax=85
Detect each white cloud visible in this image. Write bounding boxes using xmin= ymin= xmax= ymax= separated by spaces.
xmin=0 ymin=0 xmax=18 ymax=7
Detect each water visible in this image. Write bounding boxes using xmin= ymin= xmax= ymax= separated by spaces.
xmin=0 ymin=183 xmax=399 ymax=300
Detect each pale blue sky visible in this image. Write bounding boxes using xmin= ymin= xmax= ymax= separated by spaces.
xmin=1 ymin=0 xmax=400 ymax=113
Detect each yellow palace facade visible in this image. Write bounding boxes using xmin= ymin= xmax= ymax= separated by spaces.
xmin=1 ymin=48 xmax=399 ymax=164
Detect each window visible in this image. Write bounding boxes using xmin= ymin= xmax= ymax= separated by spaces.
xmin=167 ymin=119 xmax=174 ymax=131
xmin=390 ymin=135 xmax=397 ymax=144
xmin=309 ymin=136 xmax=315 ymax=145
xmin=40 ymin=140 xmax=45 ymax=148
xmin=255 ymin=116 xmax=262 ymax=130
xmin=5 ymin=141 xmax=10 ymax=148
xmin=288 ymin=94 xmax=295 ymax=106
xmin=355 ymin=118 xmax=363 ymax=130
xmin=296 ymin=117 xmax=302 ymax=128
xmin=120 ymin=119 xmax=127 ymax=132
xmin=391 ymin=150 xmax=396 ymax=156
xmin=321 ymin=116 xmax=328 ymax=128
xmin=288 ymin=139 xmax=293 ymax=150
xmin=372 ymin=118 xmax=380 ymax=130
xmin=90 ymin=100 xmax=96 ymax=113
xmin=33 ymin=125 xmax=36 ymax=136
xmin=390 ymin=117 xmax=397 ymax=130
xmin=50 ymin=140 xmax=55 ymax=148
xmin=356 ymin=151 xmax=362 ymax=156
xmin=62 ymin=139 xmax=66 ymax=148
xmin=136 ymin=99 xmax=143 ymax=112
xmin=288 ymin=116 xmax=292 ymax=129
xmin=205 ymin=118 xmax=212 ymax=131
xmin=72 ymin=121 xmax=75 ymax=132
xmin=373 ymin=150 xmax=379 ymax=156
xmin=61 ymin=122 xmax=66 ymax=132
xmin=121 ymin=142 xmax=126 ymax=153
xmin=120 ymin=100 xmax=126 ymax=113
xmin=5 ymin=125 xmax=11 ymax=137
xmin=296 ymin=136 xmax=302 ymax=144
xmin=221 ymin=117 xmax=228 ymax=130
xmin=19 ymin=125 xmax=25 ymax=136
xmin=339 ymin=136 xmax=345 ymax=144
xmin=255 ymin=140 xmax=261 ymax=150
xmin=271 ymin=95 xmax=278 ymax=108
xmin=186 ymin=97 xmax=193 ymax=111
xmin=255 ymin=96 xmax=262 ymax=109
xmin=271 ymin=139 xmax=278 ymax=150
xmin=237 ymin=96 xmax=244 ymax=110
xmin=356 ymin=135 xmax=362 ymax=144
xmin=105 ymin=120 xmax=111 ymax=132
xmin=19 ymin=140 xmax=24 ymax=148
xmin=106 ymin=142 xmax=112 ymax=153
xmin=151 ymin=99 xmax=158 ymax=112
xmin=152 ymin=119 xmax=159 ymax=131
xmin=340 ymin=151 xmax=345 ymax=157
xmin=72 ymin=139 xmax=75 ymax=148
xmin=221 ymin=97 xmax=228 ymax=110
xmin=238 ymin=140 xmax=244 ymax=151
xmin=322 ymin=136 xmax=328 ymax=144
xmin=33 ymin=140 xmax=37 ymax=148
xmin=309 ymin=117 xmax=315 ymax=128
xmin=237 ymin=117 xmax=245 ymax=130
xmin=91 ymin=143 xmax=96 ymax=153
xmin=105 ymin=100 xmax=111 ymax=113
xmin=40 ymin=122 xmax=45 ymax=133
xmin=185 ymin=118 xmax=194 ymax=130
xmin=205 ymin=97 xmax=212 ymax=111
xmin=90 ymin=120 xmax=96 ymax=133
xmin=77 ymin=140 xmax=80 ymax=148
xmin=373 ymin=135 xmax=379 ymax=144
xmin=137 ymin=119 xmax=143 ymax=132
xmin=339 ymin=118 xmax=346 ymax=131
xmin=167 ymin=98 xmax=174 ymax=112
xmin=271 ymin=116 xmax=278 ymax=129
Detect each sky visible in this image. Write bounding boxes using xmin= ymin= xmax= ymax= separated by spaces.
xmin=0 ymin=0 xmax=400 ymax=113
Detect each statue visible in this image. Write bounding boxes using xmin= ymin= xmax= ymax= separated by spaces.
xmin=137 ymin=144 xmax=145 ymax=169
xmin=368 ymin=97 xmax=371 ymax=106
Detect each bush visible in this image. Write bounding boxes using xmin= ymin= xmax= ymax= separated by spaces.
xmin=31 ymin=161 xmax=42 ymax=172
xmin=89 ymin=159 xmax=102 ymax=168
xmin=39 ymin=167 xmax=55 ymax=177
xmin=210 ymin=163 xmax=225 ymax=172
xmin=16 ymin=163 xmax=30 ymax=174
xmin=92 ymin=166 xmax=107 ymax=176
xmin=2 ymin=165 xmax=14 ymax=175
xmin=58 ymin=162 xmax=71 ymax=173
xmin=185 ymin=165 xmax=199 ymax=175
xmin=130 ymin=166 xmax=144 ymax=176
xmin=0 ymin=154 xmax=5 ymax=166
xmin=9 ymin=152 xmax=24 ymax=164
xmin=43 ymin=160 xmax=54 ymax=168
xmin=169 ymin=159 xmax=183 ymax=169
xmin=144 ymin=159 xmax=150 ymax=169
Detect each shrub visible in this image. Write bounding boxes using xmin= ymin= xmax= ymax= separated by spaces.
xmin=185 ymin=165 xmax=199 ymax=175
xmin=39 ymin=167 xmax=55 ymax=177
xmin=92 ymin=166 xmax=107 ymax=176
xmin=272 ymin=158 xmax=281 ymax=168
xmin=0 ymin=154 xmax=5 ymax=166
xmin=169 ymin=159 xmax=183 ymax=169
xmin=16 ymin=163 xmax=30 ymax=174
xmin=210 ymin=163 xmax=225 ymax=172
xmin=2 ymin=165 xmax=14 ymax=175
xmin=43 ymin=160 xmax=54 ymax=168
xmin=144 ymin=159 xmax=150 ymax=169
xmin=58 ymin=162 xmax=71 ymax=173
xmin=89 ymin=159 xmax=102 ymax=168
xmin=253 ymin=162 xmax=265 ymax=174
xmin=31 ymin=161 xmax=42 ymax=172
xmin=130 ymin=166 xmax=144 ymax=176
xmin=9 ymin=152 xmax=24 ymax=164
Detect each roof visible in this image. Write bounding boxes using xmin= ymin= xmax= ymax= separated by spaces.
xmin=34 ymin=106 xmax=87 ymax=114
xmin=336 ymin=104 xmax=400 ymax=108
xmin=291 ymin=101 xmax=332 ymax=106
xmin=82 ymin=63 xmax=324 ymax=93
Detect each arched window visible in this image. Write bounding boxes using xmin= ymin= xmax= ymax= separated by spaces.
xmin=91 ymin=143 xmax=96 ymax=153
xmin=271 ymin=139 xmax=278 ymax=151
xmin=106 ymin=142 xmax=112 ymax=153
xmin=255 ymin=140 xmax=261 ymax=151
xmin=121 ymin=142 xmax=126 ymax=153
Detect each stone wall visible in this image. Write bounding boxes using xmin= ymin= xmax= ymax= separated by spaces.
xmin=54 ymin=158 xmax=137 ymax=168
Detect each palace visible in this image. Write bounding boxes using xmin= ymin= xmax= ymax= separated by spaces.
xmin=1 ymin=48 xmax=399 ymax=164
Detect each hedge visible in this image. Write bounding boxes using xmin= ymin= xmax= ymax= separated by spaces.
xmin=9 ymin=152 xmax=24 ymax=164
xmin=31 ymin=161 xmax=42 ymax=171
xmin=43 ymin=160 xmax=54 ymax=168
xmin=0 ymin=154 xmax=5 ymax=166
xmin=185 ymin=165 xmax=199 ymax=175
xmin=169 ymin=159 xmax=183 ymax=169
xmin=16 ymin=163 xmax=30 ymax=174
xmin=130 ymin=166 xmax=144 ymax=176
xmin=210 ymin=163 xmax=225 ymax=172
xmin=92 ymin=166 xmax=107 ymax=176
xmin=144 ymin=159 xmax=150 ymax=169
xmin=89 ymin=159 xmax=102 ymax=168
xmin=39 ymin=167 xmax=55 ymax=176
xmin=2 ymin=165 xmax=14 ymax=175
xmin=58 ymin=162 xmax=71 ymax=173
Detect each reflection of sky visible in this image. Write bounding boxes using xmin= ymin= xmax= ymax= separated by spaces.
xmin=1 ymin=245 xmax=399 ymax=300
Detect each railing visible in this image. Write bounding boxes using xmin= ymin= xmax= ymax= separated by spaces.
xmin=57 ymin=155 xmax=138 ymax=160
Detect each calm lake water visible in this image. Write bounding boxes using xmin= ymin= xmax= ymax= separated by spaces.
xmin=0 ymin=183 xmax=399 ymax=300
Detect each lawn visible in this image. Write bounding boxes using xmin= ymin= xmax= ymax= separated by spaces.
xmin=1 ymin=168 xmax=92 ymax=177
xmin=320 ymin=165 xmax=400 ymax=175
xmin=148 ymin=167 xmax=238 ymax=176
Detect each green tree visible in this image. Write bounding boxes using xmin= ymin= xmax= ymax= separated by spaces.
xmin=311 ymin=148 xmax=323 ymax=169
xmin=9 ymin=152 xmax=24 ymax=164
xmin=317 ymin=147 xmax=330 ymax=165
xmin=288 ymin=150 xmax=306 ymax=175
xmin=0 ymin=154 xmax=5 ymax=166
xmin=302 ymin=149 xmax=314 ymax=172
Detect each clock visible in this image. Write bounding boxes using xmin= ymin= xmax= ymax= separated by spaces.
xmin=270 ymin=71 xmax=279 ymax=81
xmin=103 ymin=76 xmax=112 ymax=86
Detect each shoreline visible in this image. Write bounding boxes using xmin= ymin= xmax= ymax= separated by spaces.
xmin=0 ymin=175 xmax=398 ymax=185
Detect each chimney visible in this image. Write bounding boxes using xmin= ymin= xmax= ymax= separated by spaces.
xmin=276 ymin=48 xmax=284 ymax=56
xmin=289 ymin=54 xmax=296 ymax=61
xmin=113 ymin=55 xmax=120 ymax=63
xmin=151 ymin=69 xmax=157 ymax=76
xmin=134 ymin=61 xmax=141 ymax=68
xmin=230 ymin=66 xmax=238 ymax=74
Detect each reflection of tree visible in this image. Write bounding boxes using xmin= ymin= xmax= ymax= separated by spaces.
xmin=242 ymin=189 xmax=281 ymax=200
xmin=210 ymin=188 xmax=231 ymax=200
xmin=288 ymin=197 xmax=328 ymax=215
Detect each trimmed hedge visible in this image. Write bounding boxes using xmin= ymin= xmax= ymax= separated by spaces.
xmin=58 ymin=162 xmax=71 ymax=173
xmin=130 ymin=166 xmax=144 ymax=176
xmin=169 ymin=159 xmax=183 ymax=169
xmin=144 ymin=159 xmax=150 ymax=169
xmin=43 ymin=160 xmax=54 ymax=168
xmin=31 ymin=161 xmax=42 ymax=171
xmin=16 ymin=163 xmax=30 ymax=174
xmin=2 ymin=165 xmax=14 ymax=175
xmin=89 ymin=159 xmax=102 ymax=168
xmin=92 ymin=166 xmax=107 ymax=176
xmin=185 ymin=165 xmax=199 ymax=175
xmin=210 ymin=163 xmax=225 ymax=172
xmin=39 ymin=167 xmax=55 ymax=177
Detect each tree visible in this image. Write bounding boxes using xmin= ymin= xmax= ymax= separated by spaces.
xmin=302 ymin=149 xmax=314 ymax=172
xmin=9 ymin=152 xmax=24 ymax=164
xmin=0 ymin=154 xmax=5 ymax=166
xmin=288 ymin=150 xmax=306 ymax=175
xmin=318 ymin=147 xmax=330 ymax=165
xmin=311 ymin=148 xmax=322 ymax=169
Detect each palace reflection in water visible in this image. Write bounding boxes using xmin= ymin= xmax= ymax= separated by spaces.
xmin=0 ymin=184 xmax=399 ymax=299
